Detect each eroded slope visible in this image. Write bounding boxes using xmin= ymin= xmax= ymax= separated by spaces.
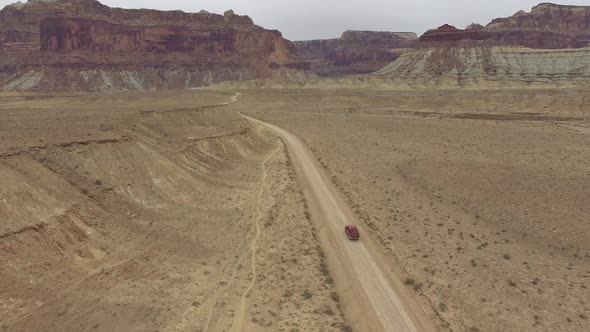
xmin=0 ymin=90 xmax=346 ymax=331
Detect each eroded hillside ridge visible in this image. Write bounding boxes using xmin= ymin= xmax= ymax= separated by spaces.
xmin=0 ymin=0 xmax=303 ymax=91
xmin=374 ymin=46 xmax=590 ymax=87
xmin=294 ymin=30 xmax=418 ymax=76
xmin=420 ymin=3 xmax=590 ymax=49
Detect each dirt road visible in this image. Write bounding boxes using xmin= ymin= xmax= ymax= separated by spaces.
xmin=242 ymin=115 xmax=436 ymax=332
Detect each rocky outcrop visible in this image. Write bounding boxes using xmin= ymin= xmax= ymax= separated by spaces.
xmin=419 ymin=24 xmax=490 ymax=43
xmin=419 ymin=3 xmax=590 ymax=49
xmin=0 ymin=0 xmax=303 ymax=91
xmin=294 ymin=30 xmax=417 ymax=76
xmin=0 ymin=0 xmax=64 ymax=43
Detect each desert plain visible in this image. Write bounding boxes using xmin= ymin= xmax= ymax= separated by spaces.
xmin=0 ymin=87 xmax=588 ymax=332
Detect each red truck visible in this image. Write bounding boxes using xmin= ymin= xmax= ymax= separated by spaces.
xmin=345 ymin=225 xmax=360 ymax=241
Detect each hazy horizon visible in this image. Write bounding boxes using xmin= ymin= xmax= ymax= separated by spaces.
xmin=1 ymin=0 xmax=589 ymax=40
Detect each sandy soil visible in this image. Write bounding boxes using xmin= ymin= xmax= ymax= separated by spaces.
xmin=233 ymin=88 xmax=590 ymax=332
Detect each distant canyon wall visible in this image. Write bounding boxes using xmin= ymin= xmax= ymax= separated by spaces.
xmin=0 ymin=0 xmax=303 ymax=91
xmin=296 ymin=3 xmax=590 ymax=78
xmin=371 ymin=46 xmax=590 ymax=90
xmin=39 ymin=17 xmax=292 ymax=61
xmin=1 ymin=1 xmax=590 ymax=91
xmin=294 ymin=30 xmax=417 ymax=76
xmin=419 ymin=3 xmax=590 ymax=49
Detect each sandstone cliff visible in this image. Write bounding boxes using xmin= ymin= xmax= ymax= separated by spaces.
xmin=486 ymin=3 xmax=590 ymax=49
xmin=419 ymin=3 xmax=590 ymax=49
xmin=39 ymin=17 xmax=291 ymax=59
xmin=488 ymin=3 xmax=590 ymax=34
xmin=294 ymin=30 xmax=417 ymax=76
xmin=0 ymin=0 xmax=303 ymax=91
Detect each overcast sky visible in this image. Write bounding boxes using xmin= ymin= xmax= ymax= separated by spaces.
xmin=2 ymin=0 xmax=589 ymax=40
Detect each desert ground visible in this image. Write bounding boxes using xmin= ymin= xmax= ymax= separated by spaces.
xmin=1 ymin=87 xmax=589 ymax=332
xmin=234 ymin=88 xmax=590 ymax=331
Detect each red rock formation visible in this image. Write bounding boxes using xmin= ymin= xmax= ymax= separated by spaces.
xmin=294 ymin=30 xmax=417 ymax=76
xmin=41 ymin=18 xmax=142 ymax=53
xmin=0 ymin=0 xmax=302 ymax=91
xmin=419 ymin=3 xmax=590 ymax=49
xmin=485 ymin=3 xmax=590 ymax=49
xmin=39 ymin=18 xmax=241 ymax=54
xmin=488 ymin=3 xmax=590 ymax=34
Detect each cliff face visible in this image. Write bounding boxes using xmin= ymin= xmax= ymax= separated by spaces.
xmin=419 ymin=3 xmax=590 ymax=49
xmin=0 ymin=0 xmax=255 ymax=43
xmin=40 ymin=18 xmax=146 ymax=53
xmin=0 ymin=0 xmax=301 ymax=91
xmin=486 ymin=3 xmax=590 ymax=49
xmin=294 ymin=30 xmax=417 ymax=76
xmin=39 ymin=17 xmax=288 ymax=57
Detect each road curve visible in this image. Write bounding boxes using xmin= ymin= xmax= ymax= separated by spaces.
xmin=242 ymin=115 xmax=437 ymax=332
